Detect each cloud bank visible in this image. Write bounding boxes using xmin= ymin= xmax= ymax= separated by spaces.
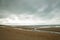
xmin=0 ymin=0 xmax=60 ymax=25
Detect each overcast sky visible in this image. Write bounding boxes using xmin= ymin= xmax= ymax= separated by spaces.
xmin=0 ymin=0 xmax=60 ymax=25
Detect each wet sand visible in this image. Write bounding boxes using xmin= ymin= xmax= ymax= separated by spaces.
xmin=0 ymin=27 xmax=60 ymax=40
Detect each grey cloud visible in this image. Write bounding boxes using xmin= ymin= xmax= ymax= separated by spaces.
xmin=0 ymin=0 xmax=60 ymax=22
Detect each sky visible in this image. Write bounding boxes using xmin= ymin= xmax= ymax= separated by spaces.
xmin=0 ymin=0 xmax=60 ymax=25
